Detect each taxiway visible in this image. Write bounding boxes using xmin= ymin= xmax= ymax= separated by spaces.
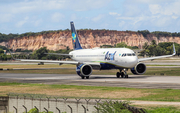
xmin=0 ymin=73 xmax=180 ymax=89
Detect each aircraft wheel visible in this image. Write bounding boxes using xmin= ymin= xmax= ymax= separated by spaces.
xmin=81 ymin=76 xmax=85 ymax=79
xmin=116 ymin=72 xmax=120 ymax=78
xmin=125 ymin=75 xmax=128 ymax=78
xmin=120 ymin=72 xmax=124 ymax=78
xmin=86 ymin=76 xmax=89 ymax=79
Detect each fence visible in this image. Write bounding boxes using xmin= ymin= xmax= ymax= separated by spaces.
xmin=0 ymin=93 xmax=146 ymax=113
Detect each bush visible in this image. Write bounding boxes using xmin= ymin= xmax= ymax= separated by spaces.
xmin=94 ymin=101 xmax=131 ymax=113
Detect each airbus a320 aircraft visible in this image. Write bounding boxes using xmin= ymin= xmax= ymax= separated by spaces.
xmin=18 ymin=21 xmax=176 ymax=79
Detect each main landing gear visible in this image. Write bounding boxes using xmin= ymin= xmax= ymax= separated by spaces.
xmin=116 ymin=69 xmax=128 ymax=78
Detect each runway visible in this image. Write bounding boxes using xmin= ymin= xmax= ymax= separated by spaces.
xmin=0 ymin=73 xmax=180 ymax=89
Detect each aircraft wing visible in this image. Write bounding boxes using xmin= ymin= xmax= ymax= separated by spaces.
xmin=138 ymin=44 xmax=176 ymax=62
xmin=44 ymin=53 xmax=72 ymax=57
xmin=17 ymin=59 xmax=101 ymax=66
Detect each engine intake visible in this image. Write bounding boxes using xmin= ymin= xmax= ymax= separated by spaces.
xmin=76 ymin=64 xmax=92 ymax=76
xmin=131 ymin=63 xmax=146 ymax=75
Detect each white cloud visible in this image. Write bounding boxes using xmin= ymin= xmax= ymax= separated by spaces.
xmin=109 ymin=12 xmax=121 ymax=16
xmin=33 ymin=19 xmax=43 ymax=27
xmin=109 ymin=12 xmax=118 ymax=16
xmin=71 ymin=14 xmax=77 ymax=21
xmin=116 ymin=17 xmax=133 ymax=20
xmin=67 ymin=0 xmax=112 ymax=11
xmin=16 ymin=16 xmax=29 ymax=28
xmin=0 ymin=0 xmax=66 ymax=14
xmin=128 ymin=0 xmax=173 ymax=4
xmin=172 ymin=16 xmax=178 ymax=19
xmin=0 ymin=0 xmax=111 ymax=13
xmin=92 ymin=14 xmax=104 ymax=22
xmin=51 ymin=13 xmax=65 ymax=22
xmin=119 ymin=21 xmax=125 ymax=27
xmin=0 ymin=14 xmax=13 ymax=23
xmin=149 ymin=4 xmax=161 ymax=15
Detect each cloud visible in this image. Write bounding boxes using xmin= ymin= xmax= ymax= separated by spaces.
xmin=92 ymin=14 xmax=104 ymax=22
xmin=119 ymin=21 xmax=125 ymax=27
xmin=149 ymin=4 xmax=162 ymax=15
xmin=67 ymin=0 xmax=112 ymax=11
xmin=0 ymin=14 xmax=13 ymax=23
xmin=0 ymin=0 xmax=66 ymax=14
xmin=127 ymin=0 xmax=173 ymax=4
xmin=15 ymin=16 xmax=29 ymax=28
xmin=109 ymin=12 xmax=121 ymax=16
xmin=51 ymin=13 xmax=65 ymax=22
xmin=33 ymin=19 xmax=43 ymax=27
xmin=1 ymin=0 xmax=180 ymax=34
xmin=71 ymin=14 xmax=77 ymax=21
xmin=0 ymin=0 xmax=111 ymax=14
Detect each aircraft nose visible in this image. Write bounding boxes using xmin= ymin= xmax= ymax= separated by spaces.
xmin=128 ymin=56 xmax=138 ymax=67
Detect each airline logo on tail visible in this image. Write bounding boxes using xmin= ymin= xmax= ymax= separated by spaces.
xmin=70 ymin=21 xmax=82 ymax=50
xmin=72 ymin=32 xmax=76 ymax=43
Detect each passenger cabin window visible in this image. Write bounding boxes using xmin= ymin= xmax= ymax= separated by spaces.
xmin=122 ymin=53 xmax=136 ymax=57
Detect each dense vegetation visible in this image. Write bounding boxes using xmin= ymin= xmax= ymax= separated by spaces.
xmin=1 ymin=30 xmax=180 ymax=43
xmin=138 ymin=30 xmax=180 ymax=38
xmin=100 ymin=42 xmax=139 ymax=49
xmin=0 ymin=29 xmax=70 ymax=42
xmin=0 ymin=46 xmax=71 ymax=61
xmin=0 ymin=40 xmax=179 ymax=61
xmin=140 ymin=41 xmax=180 ymax=56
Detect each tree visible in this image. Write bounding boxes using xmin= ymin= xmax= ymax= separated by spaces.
xmin=116 ymin=42 xmax=127 ymax=48
xmin=0 ymin=48 xmax=4 ymax=54
xmin=33 ymin=47 xmax=48 ymax=59
xmin=138 ymin=30 xmax=150 ymax=38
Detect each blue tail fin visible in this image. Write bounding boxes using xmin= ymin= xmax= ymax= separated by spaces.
xmin=70 ymin=21 xmax=82 ymax=50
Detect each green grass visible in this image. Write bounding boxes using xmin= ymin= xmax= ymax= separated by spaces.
xmin=130 ymin=88 xmax=180 ymax=102
xmin=1 ymin=82 xmax=180 ymax=102
xmin=146 ymin=106 xmax=180 ymax=113
xmin=0 ymin=63 xmax=180 ymax=76
xmin=1 ymin=67 xmax=180 ymax=76
xmin=145 ymin=68 xmax=180 ymax=76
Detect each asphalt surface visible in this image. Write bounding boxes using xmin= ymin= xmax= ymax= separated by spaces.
xmin=0 ymin=73 xmax=180 ymax=89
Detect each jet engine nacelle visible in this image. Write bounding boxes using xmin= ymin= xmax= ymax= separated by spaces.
xmin=131 ymin=62 xmax=146 ymax=75
xmin=76 ymin=64 xmax=92 ymax=77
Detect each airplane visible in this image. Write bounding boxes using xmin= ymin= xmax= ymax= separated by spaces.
xmin=15 ymin=21 xmax=176 ymax=79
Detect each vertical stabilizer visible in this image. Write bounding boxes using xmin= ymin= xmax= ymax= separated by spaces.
xmin=70 ymin=21 xmax=82 ymax=50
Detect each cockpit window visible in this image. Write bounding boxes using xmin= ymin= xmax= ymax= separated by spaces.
xmin=122 ymin=54 xmax=126 ymax=57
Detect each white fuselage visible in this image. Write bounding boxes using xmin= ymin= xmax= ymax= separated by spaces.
xmin=69 ymin=48 xmax=138 ymax=69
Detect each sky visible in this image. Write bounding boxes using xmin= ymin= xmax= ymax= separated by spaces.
xmin=1 ymin=0 xmax=180 ymax=34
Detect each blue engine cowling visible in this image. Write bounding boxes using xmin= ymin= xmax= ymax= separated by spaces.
xmin=76 ymin=64 xmax=92 ymax=77
xmin=131 ymin=63 xmax=146 ymax=75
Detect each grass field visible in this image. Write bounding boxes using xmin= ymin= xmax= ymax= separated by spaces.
xmin=0 ymin=62 xmax=180 ymax=76
xmin=0 ymin=66 xmax=180 ymax=76
xmin=0 ymin=82 xmax=180 ymax=102
xmin=1 ymin=63 xmax=180 ymax=111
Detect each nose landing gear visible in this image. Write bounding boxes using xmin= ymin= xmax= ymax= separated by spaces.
xmin=116 ymin=69 xmax=128 ymax=78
